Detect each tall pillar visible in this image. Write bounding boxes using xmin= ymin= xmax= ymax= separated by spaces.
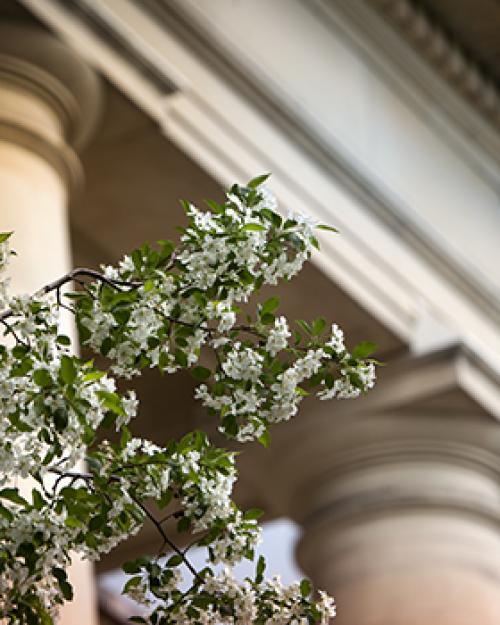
xmin=0 ymin=22 xmax=101 ymax=624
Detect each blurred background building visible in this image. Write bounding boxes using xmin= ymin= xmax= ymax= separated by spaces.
xmin=1 ymin=1 xmax=500 ymax=623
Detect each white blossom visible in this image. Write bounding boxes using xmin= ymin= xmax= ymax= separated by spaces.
xmin=265 ymin=316 xmax=290 ymax=356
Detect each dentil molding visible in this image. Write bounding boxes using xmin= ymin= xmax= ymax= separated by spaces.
xmin=367 ymin=0 xmax=500 ymax=129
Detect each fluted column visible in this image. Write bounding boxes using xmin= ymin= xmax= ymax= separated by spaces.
xmin=0 ymin=22 xmax=101 ymax=624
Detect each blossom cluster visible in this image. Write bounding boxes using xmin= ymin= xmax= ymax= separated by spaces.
xmin=73 ymin=180 xmax=376 ymax=443
xmin=75 ymin=177 xmax=321 ymax=380
xmin=0 ymin=502 xmax=74 ymax=620
xmin=0 ymin=293 xmax=137 ymax=481
xmin=91 ymin=431 xmax=261 ymax=566
xmin=196 ymin=319 xmax=376 ymax=443
xmin=0 ymin=178 xmax=377 ymax=624
xmin=122 ymin=558 xmax=336 ymax=625
xmin=0 ymin=475 xmax=144 ymax=621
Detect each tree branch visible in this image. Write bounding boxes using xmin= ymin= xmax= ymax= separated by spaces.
xmin=0 ymin=267 xmax=142 ymax=322
xmin=131 ymin=496 xmax=201 ymax=581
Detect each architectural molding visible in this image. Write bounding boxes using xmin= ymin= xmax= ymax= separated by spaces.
xmin=366 ymin=0 xmax=500 ymax=129
xmin=309 ymin=0 xmax=500 ymax=179
xmin=49 ymin=0 xmax=178 ymax=97
xmin=0 ymin=22 xmax=102 ymax=148
xmin=301 ymin=444 xmax=500 ymax=530
xmin=340 ymin=344 xmax=500 ymax=420
xmin=0 ymin=52 xmax=84 ymax=188
xmin=0 ymin=119 xmax=82 ymax=191
xmin=0 ymin=54 xmax=78 ymax=143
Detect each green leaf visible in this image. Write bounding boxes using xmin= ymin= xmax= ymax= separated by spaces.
xmin=316 ymin=224 xmax=339 ymax=233
xmin=56 ymin=335 xmax=71 ymax=346
xmin=296 ymin=320 xmax=312 ymax=335
xmin=123 ymin=576 xmax=142 ymax=594
xmin=33 ymin=368 xmax=52 ymax=388
xmin=158 ymin=489 xmax=173 ymax=509
xmin=166 ymin=554 xmax=183 ymax=567
xmin=131 ymin=249 xmax=143 ymax=271
xmin=247 ymin=173 xmax=270 ymax=188
xmin=175 ymin=349 xmax=188 ymax=368
xmin=11 ymin=357 xmax=33 ymax=377
xmin=82 ymin=370 xmax=106 ymax=382
xmin=0 ymin=504 xmax=13 ymax=521
xmin=122 ymin=561 xmax=141 ymax=575
xmin=39 ymin=609 xmax=53 ymax=625
xmin=177 ymin=516 xmax=191 ymax=533
xmin=241 ymin=223 xmax=266 ymax=232
xmin=352 ymin=341 xmax=377 ymax=359
xmin=53 ymin=408 xmax=69 ymax=433
xmin=0 ymin=487 xmax=29 ymax=507
xmin=222 ymin=414 xmax=238 ymax=438
xmin=120 ymin=426 xmax=131 ymax=449
xmin=260 ymin=296 xmax=280 ymax=316
xmin=97 ymin=391 xmax=125 ymax=416
xmin=0 ymin=231 xmax=13 ymax=243
xmin=300 ymin=578 xmax=312 ymax=598
xmin=243 ymin=508 xmax=264 ymax=521
xmin=60 ymin=355 xmax=77 ymax=385
xmin=12 ymin=345 xmax=28 ymax=359
xmin=312 ymin=317 xmax=326 ymax=336
xmin=255 ymin=555 xmax=266 ymax=583
xmin=260 ymin=312 xmax=275 ymax=325
xmin=64 ymin=516 xmax=83 ymax=528
xmin=191 ymin=366 xmax=211 ymax=381
xmin=53 ymin=568 xmax=73 ymax=600
xmin=258 ymin=429 xmax=271 ymax=448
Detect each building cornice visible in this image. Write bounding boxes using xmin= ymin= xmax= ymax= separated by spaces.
xmin=311 ymin=0 xmax=500 ymax=178
xmin=366 ymin=0 xmax=500 ymax=130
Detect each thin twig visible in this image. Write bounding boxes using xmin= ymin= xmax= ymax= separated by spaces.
xmin=0 ymin=318 xmax=28 ymax=347
xmin=50 ymin=468 xmax=92 ymax=494
xmin=131 ymin=497 xmax=201 ymax=580
xmin=159 ymin=508 xmax=184 ymax=526
xmin=56 ymin=286 xmax=76 ymax=316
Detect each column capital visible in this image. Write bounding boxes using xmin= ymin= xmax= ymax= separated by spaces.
xmin=0 ymin=22 xmax=102 ymax=189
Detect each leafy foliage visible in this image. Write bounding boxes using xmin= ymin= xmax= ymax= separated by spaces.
xmin=0 ymin=179 xmax=377 ymax=624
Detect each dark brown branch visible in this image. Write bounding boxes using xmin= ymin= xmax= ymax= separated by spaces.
xmin=50 ymin=468 xmax=92 ymax=494
xmin=0 ymin=318 xmax=29 ymax=347
xmin=0 ymin=267 xmax=142 ymax=322
xmin=131 ymin=496 xmax=201 ymax=581
xmin=48 ymin=467 xmax=202 ymax=582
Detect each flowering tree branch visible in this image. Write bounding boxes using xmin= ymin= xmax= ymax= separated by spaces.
xmin=0 ymin=176 xmax=376 ymax=624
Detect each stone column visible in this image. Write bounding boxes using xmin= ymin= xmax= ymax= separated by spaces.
xmin=295 ymin=416 xmax=500 ymax=625
xmin=0 ymin=23 xmax=101 ymax=624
